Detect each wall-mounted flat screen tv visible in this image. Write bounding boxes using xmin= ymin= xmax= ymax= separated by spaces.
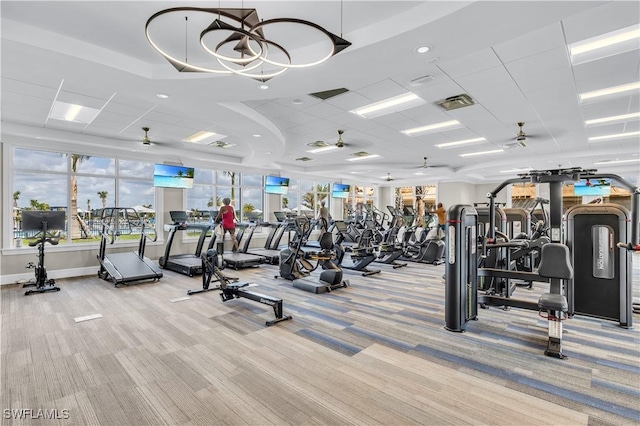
xmin=332 ymin=183 xmax=351 ymax=198
xmin=265 ymin=175 xmax=289 ymax=195
xmin=153 ymin=164 xmax=194 ymax=189
xmin=574 ymin=178 xmax=611 ymax=196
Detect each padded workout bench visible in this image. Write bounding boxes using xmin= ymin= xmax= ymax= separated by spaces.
xmin=536 ymin=243 xmax=572 ymax=359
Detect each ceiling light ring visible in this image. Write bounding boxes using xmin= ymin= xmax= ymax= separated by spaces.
xmin=200 ymin=19 xmax=265 ymax=65
xmin=247 ymin=18 xmax=339 ymax=68
xmin=145 ymin=8 xmax=235 ymax=74
xmin=146 ymin=7 xmax=350 ymax=79
xmin=215 ymin=43 xmax=290 ymax=81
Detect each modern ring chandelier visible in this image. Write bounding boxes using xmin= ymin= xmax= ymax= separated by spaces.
xmin=145 ymin=7 xmax=351 ymax=82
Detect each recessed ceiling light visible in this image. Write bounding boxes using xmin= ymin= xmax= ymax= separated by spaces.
xmin=291 ymin=99 xmax=303 ymax=105
xmin=435 ymin=137 xmax=485 ymax=148
xmin=585 ymin=112 xmax=640 ymax=126
xmin=570 ymin=26 xmax=640 ymax=56
xmin=459 ymin=149 xmax=504 ymax=157
xmin=414 ymin=172 xmax=424 ymax=175
xmin=347 ymin=154 xmax=380 ymax=162
xmin=593 ymin=158 xmax=640 ymax=165
xmin=253 ymin=134 xmax=262 ymax=137
xmin=49 ymin=101 xmax=100 ymax=124
xmin=184 ymin=130 xmax=219 ymax=144
xmin=264 ymin=151 xmax=272 ymax=155
xmin=307 ymin=145 xmax=339 ymax=154
xmin=499 ymin=167 xmax=532 ymax=173
xmin=415 ymin=45 xmax=431 ymax=54
xmin=156 ymin=93 xmax=170 ymax=99
xmin=401 ymin=119 xmax=461 ymax=136
xmin=588 ymin=131 xmax=640 ymax=142
xmin=579 ymin=82 xmax=640 ymax=102
xmin=258 ymin=83 xmax=269 ymax=90
xmin=350 ymin=93 xmax=424 ymax=119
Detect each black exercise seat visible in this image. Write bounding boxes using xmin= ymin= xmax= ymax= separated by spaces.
xmin=535 ymin=243 xmax=573 ymax=358
xmin=537 ymin=242 xmax=573 ymax=309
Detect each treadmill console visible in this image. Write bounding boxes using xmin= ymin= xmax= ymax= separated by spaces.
xmin=334 ymin=220 xmax=348 ymax=233
xmin=169 ymin=210 xmax=189 ymax=226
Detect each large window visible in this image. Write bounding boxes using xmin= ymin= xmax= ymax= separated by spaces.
xmin=186 ymin=169 xmax=264 ymax=225
xmin=10 ymin=147 xmax=154 ymax=246
xmin=280 ymin=179 xmax=330 ymax=218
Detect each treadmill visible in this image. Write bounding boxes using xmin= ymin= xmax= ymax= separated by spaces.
xmin=159 ymin=211 xmax=214 ymax=276
xmin=97 ymin=207 xmax=163 ymax=286
xmin=222 ymin=224 xmax=265 ymax=270
xmin=247 ymin=223 xmax=286 ymax=264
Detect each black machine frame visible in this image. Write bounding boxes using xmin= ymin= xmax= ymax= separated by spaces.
xmin=192 ymin=248 xmax=292 ymax=326
xmin=159 ymin=210 xmax=214 ymax=276
xmin=21 ymin=210 xmax=65 ymax=296
xmin=97 ymin=207 xmax=163 ymax=286
xmin=445 ymin=167 xmax=639 ymax=357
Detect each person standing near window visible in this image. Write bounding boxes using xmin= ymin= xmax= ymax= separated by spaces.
xmin=317 ymin=200 xmax=329 ymax=231
xmin=215 ymin=198 xmax=238 ymax=252
xmin=436 ymin=202 xmax=446 ymax=231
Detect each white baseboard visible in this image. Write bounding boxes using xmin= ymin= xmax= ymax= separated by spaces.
xmin=1 ymin=266 xmax=98 ymax=286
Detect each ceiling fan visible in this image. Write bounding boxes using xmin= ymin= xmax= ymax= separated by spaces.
xmin=141 ymin=127 xmax=151 ymax=145
xmin=335 ymin=129 xmax=346 ymax=148
xmin=415 ymin=157 xmax=446 ymax=169
xmin=503 ymin=122 xmax=531 ymax=148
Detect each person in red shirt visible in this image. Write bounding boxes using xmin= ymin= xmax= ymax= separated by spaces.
xmin=215 ymin=197 xmax=238 ymax=252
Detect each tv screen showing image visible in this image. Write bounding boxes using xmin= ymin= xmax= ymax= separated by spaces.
xmin=332 ymin=183 xmax=350 ymax=199
xmin=153 ymin=164 xmax=194 ymax=189
xmin=574 ymin=178 xmax=611 ymax=196
xmin=265 ymin=175 xmax=289 ymax=195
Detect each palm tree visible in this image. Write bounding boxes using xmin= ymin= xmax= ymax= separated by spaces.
xmin=97 ymin=191 xmax=108 ymax=209
xmin=13 ymin=191 xmax=20 ymax=228
xmin=222 ymin=171 xmax=236 ymax=204
xmin=301 ymin=184 xmax=329 ymax=210
xmin=29 ymin=199 xmax=50 ymax=210
xmin=70 ymin=154 xmax=90 ymax=239
xmin=242 ymin=203 xmax=255 ymax=213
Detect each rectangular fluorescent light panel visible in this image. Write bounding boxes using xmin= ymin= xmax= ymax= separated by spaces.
xmin=350 ymin=93 xmax=425 ymax=119
xmin=588 ymin=131 xmax=640 ymax=142
xmin=401 ymin=119 xmax=461 ymax=136
xmin=585 ymin=112 xmax=640 ymax=126
xmin=499 ymin=167 xmax=532 ymax=173
xmin=594 ymin=159 xmax=640 ymax=165
xmin=49 ymin=101 xmax=101 ymax=124
xmin=459 ymin=149 xmax=504 ymax=157
xmin=347 ymin=154 xmax=380 ymax=162
xmin=436 ymin=137 xmax=485 ymax=148
xmin=184 ymin=131 xmax=223 ymax=144
xmin=307 ymin=145 xmax=339 ymax=154
xmin=579 ymin=82 xmax=640 ymax=102
xmin=570 ymin=26 xmax=640 ymax=65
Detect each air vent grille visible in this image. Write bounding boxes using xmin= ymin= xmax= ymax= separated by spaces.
xmin=308 ymin=87 xmax=349 ymax=100
xmin=296 ymin=157 xmax=313 ymax=161
xmin=307 ymin=140 xmax=329 ymax=148
xmin=209 ymin=141 xmax=236 ymax=148
xmin=437 ymin=94 xmax=475 ymax=111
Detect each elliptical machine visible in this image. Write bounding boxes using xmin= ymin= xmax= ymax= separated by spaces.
xmin=278 ymin=216 xmax=349 ymax=293
xmin=21 ymin=210 xmax=65 ymax=296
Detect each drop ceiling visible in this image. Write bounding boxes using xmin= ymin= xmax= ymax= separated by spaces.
xmin=1 ymin=1 xmax=639 ymax=185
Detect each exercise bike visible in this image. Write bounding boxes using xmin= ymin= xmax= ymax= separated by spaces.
xmin=21 ymin=210 xmax=65 ymax=296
